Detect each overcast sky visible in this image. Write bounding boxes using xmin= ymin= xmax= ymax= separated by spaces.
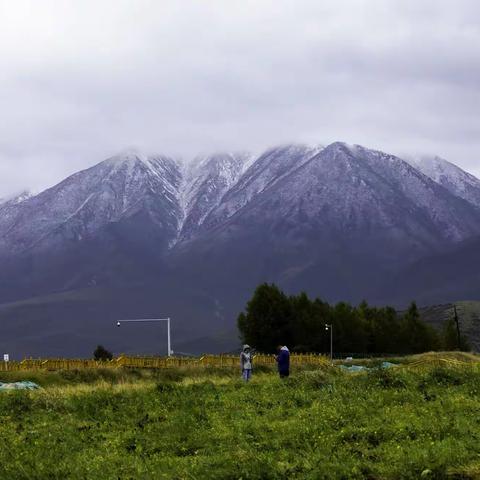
xmin=1 ymin=0 xmax=479 ymax=197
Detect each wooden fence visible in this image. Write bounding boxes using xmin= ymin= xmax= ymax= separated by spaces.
xmin=0 ymin=353 xmax=477 ymax=373
xmin=0 ymin=353 xmax=330 ymax=372
xmin=398 ymin=357 xmax=474 ymax=370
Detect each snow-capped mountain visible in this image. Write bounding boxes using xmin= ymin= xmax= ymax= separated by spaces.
xmin=199 ymin=143 xmax=480 ymax=248
xmin=0 ymin=151 xmax=182 ymax=255
xmin=2 ymin=143 xmax=478 ymax=260
xmin=407 ymin=155 xmax=480 ymax=209
xmin=172 ymin=142 xmax=480 ymax=306
xmin=179 ymin=152 xmax=254 ymax=240
xmin=201 ymin=144 xmax=324 ymax=230
xmin=1 ymin=141 xmax=480 ymax=357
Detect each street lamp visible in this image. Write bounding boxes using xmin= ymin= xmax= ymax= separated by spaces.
xmin=325 ymin=324 xmax=333 ymax=364
xmin=116 ymin=318 xmax=172 ymax=357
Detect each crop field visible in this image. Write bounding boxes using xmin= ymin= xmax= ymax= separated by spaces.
xmin=1 ymin=353 xmax=480 ymax=479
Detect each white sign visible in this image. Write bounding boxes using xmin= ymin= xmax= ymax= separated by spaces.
xmin=3 ymin=354 xmax=9 ymax=362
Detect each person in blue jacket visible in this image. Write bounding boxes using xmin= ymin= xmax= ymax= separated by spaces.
xmin=276 ymin=345 xmax=290 ymax=378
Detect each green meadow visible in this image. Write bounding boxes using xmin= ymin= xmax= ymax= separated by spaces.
xmin=1 ymin=354 xmax=480 ymax=479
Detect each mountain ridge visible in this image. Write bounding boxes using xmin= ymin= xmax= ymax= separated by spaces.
xmin=1 ymin=141 xmax=480 ymax=357
xmin=2 ymin=142 xmax=479 ymax=255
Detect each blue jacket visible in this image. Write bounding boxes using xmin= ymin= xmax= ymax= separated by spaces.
xmin=276 ymin=346 xmax=290 ymax=372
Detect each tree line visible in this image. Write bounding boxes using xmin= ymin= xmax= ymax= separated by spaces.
xmin=237 ymin=283 xmax=469 ymax=355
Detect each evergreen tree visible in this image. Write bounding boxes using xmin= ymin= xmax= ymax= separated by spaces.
xmin=290 ymin=292 xmax=325 ymax=352
xmin=333 ymin=302 xmax=368 ymax=353
xmin=371 ymin=307 xmax=401 ymax=354
xmin=442 ymin=318 xmax=459 ymax=351
xmin=442 ymin=318 xmax=470 ymax=351
xmin=237 ymin=283 xmax=293 ymax=352
xmin=237 ymin=285 xmax=449 ymax=355
xmin=400 ymin=302 xmax=439 ymax=353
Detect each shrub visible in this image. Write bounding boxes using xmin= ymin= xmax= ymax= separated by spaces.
xmin=0 ymin=391 xmax=33 ymax=418
xmin=155 ymin=382 xmax=178 ymax=393
xmin=298 ymin=370 xmax=330 ymax=389
xmin=93 ymin=345 xmax=113 ymax=361
xmin=425 ymin=367 xmax=466 ymax=386
xmin=367 ymin=367 xmax=407 ymax=389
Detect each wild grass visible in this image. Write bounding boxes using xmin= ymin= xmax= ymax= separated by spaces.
xmin=1 ymin=356 xmax=480 ymax=479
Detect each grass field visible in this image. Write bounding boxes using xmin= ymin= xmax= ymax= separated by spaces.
xmin=2 ymin=355 xmax=480 ymax=479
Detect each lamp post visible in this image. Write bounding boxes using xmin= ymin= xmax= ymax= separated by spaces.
xmin=116 ymin=318 xmax=172 ymax=356
xmin=325 ymin=324 xmax=333 ymax=364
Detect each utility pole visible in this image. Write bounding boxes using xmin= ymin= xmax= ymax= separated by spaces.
xmin=453 ymin=305 xmax=461 ymax=350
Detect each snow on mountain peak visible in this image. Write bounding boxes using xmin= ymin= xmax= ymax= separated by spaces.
xmin=406 ymin=155 xmax=480 ymax=208
xmin=0 ymin=190 xmax=32 ymax=207
xmin=205 ymin=142 xmax=480 ymax=248
xmin=2 ymin=142 xmax=480 ymax=259
xmin=106 ymin=150 xmax=156 ymax=172
xmin=197 ymin=143 xmax=325 ymax=231
xmin=410 ymin=155 xmax=477 ymax=186
xmin=178 ymin=151 xmax=255 ymax=239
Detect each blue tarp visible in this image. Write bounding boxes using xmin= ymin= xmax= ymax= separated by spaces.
xmin=381 ymin=361 xmax=396 ymax=369
xmin=340 ymin=364 xmax=368 ymax=372
xmin=340 ymin=361 xmax=397 ymax=372
xmin=0 ymin=381 xmax=40 ymax=390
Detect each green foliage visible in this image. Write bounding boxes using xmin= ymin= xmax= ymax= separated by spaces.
xmin=399 ymin=302 xmax=438 ymax=354
xmin=238 ymin=285 xmax=443 ymax=354
xmin=441 ymin=317 xmax=470 ymax=351
xmin=424 ymin=366 xmax=467 ymax=386
xmin=442 ymin=318 xmax=459 ymax=350
xmin=237 ymin=283 xmax=294 ymax=352
xmin=1 ymin=363 xmax=480 ymax=478
xmin=367 ymin=367 xmax=408 ymax=389
xmin=93 ymin=345 xmax=113 ymax=361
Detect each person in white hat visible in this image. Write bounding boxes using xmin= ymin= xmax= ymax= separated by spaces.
xmin=240 ymin=344 xmax=253 ymax=382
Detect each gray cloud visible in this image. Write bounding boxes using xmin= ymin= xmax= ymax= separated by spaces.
xmin=1 ymin=0 xmax=479 ymax=196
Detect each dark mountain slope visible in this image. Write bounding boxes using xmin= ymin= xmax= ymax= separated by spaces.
xmin=384 ymin=236 xmax=480 ymax=306
xmin=1 ymin=142 xmax=480 ymax=357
